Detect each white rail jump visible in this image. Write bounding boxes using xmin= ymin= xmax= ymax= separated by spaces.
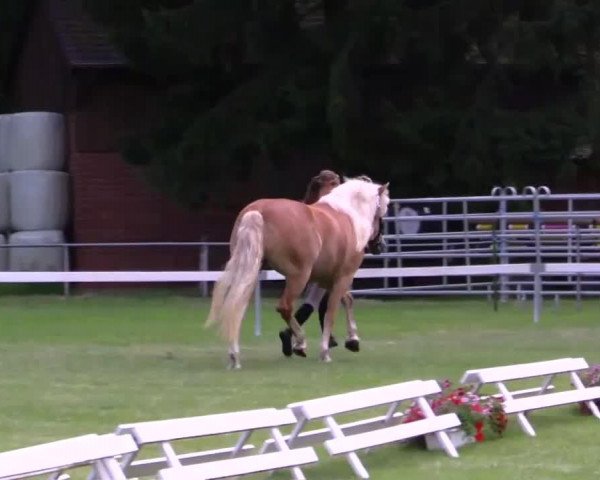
xmin=0 ymin=433 xmax=137 ymax=480
xmin=460 ymin=357 xmax=600 ymax=436
xmin=115 ymin=407 xmax=312 ymax=480
xmin=268 ymin=380 xmax=461 ymax=479
xmin=158 ymin=447 xmax=318 ymax=480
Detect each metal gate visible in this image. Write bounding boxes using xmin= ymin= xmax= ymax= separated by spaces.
xmin=354 ymin=187 xmax=600 ymax=301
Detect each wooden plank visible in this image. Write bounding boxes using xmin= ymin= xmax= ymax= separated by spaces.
xmin=324 ymin=414 xmax=460 ymax=456
xmin=0 ymin=434 xmax=136 ymax=480
xmin=289 ymin=380 xmax=434 ymax=420
xmin=158 ymin=448 xmax=318 ymax=480
xmin=124 ymin=445 xmax=255 ymax=478
xmin=261 ymin=412 xmax=405 ymax=452
xmin=122 ymin=408 xmax=295 ymax=444
xmin=504 ymin=387 xmax=600 ymax=414
xmin=461 ymin=358 xmax=587 ymax=384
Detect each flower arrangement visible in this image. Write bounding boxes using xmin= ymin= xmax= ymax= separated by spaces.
xmin=402 ymin=380 xmax=508 ymax=445
xmin=578 ymin=364 xmax=600 ymax=415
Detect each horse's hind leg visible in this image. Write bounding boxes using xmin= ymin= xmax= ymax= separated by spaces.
xmin=276 ymin=272 xmax=310 ymax=356
xmin=320 ymin=275 xmax=354 ymax=362
xmin=228 ymin=320 xmax=243 ymax=370
xmin=228 ymin=340 xmax=241 ymax=370
xmin=342 ymin=292 xmax=361 ymax=353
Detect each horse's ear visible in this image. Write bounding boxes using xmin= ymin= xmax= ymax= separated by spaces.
xmin=378 ymin=182 xmax=389 ymax=194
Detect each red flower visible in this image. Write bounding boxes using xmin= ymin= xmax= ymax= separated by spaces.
xmin=474 ymin=421 xmax=485 ymax=442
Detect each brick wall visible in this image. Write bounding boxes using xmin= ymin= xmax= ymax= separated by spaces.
xmin=68 ymin=148 xmax=235 ymax=270
xmin=65 ymin=81 xmax=327 ymax=279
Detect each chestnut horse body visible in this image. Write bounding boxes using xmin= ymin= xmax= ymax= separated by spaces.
xmin=206 ymin=178 xmax=390 ymax=368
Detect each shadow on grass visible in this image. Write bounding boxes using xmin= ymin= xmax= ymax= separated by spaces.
xmin=0 ymin=283 xmax=64 ymax=296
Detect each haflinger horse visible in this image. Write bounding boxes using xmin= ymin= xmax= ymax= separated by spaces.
xmin=280 ymin=171 xmax=386 ymax=358
xmin=206 ymin=177 xmax=390 ymax=369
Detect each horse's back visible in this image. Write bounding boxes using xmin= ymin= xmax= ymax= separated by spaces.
xmin=236 ymin=199 xmax=322 ymax=272
xmin=232 ymin=198 xmax=362 ymax=283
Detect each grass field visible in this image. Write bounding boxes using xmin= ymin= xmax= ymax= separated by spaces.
xmin=1 ymin=293 xmax=599 ymax=479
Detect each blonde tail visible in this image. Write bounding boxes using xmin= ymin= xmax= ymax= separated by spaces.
xmin=206 ymin=211 xmax=264 ymax=343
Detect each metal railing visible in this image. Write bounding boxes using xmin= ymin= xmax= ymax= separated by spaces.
xmin=370 ymin=188 xmax=600 ymax=304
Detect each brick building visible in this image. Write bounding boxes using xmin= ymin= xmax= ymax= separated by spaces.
xmin=8 ymin=0 xmax=322 ymax=274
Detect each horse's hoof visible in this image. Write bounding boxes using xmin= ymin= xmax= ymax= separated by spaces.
xmin=329 ymin=336 xmax=339 ymax=348
xmin=293 ymin=347 xmax=307 ymax=358
xmin=279 ymin=329 xmax=293 ymax=357
xmin=228 ymin=354 xmax=241 ymax=370
xmin=320 ymin=352 xmax=332 ymax=363
xmin=345 ymin=339 xmax=360 ymax=352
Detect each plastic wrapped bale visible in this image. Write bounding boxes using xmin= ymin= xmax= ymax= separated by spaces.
xmin=0 ymin=114 xmax=11 ymax=172
xmin=0 ymin=173 xmax=9 ymax=231
xmin=8 ymin=112 xmax=65 ymax=171
xmin=0 ymin=233 xmax=7 ymax=271
xmin=9 ymin=170 xmax=69 ymax=231
xmin=9 ymin=230 xmax=65 ymax=271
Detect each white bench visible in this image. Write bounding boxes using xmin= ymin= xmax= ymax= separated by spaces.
xmin=261 ymin=411 xmax=406 ymax=452
xmin=272 ymin=380 xmax=461 ymax=479
xmin=0 ymin=433 xmax=137 ymax=480
xmin=115 ymin=408 xmax=312 ymax=480
xmin=460 ymin=357 xmax=600 ymax=436
xmin=158 ymin=447 xmax=318 ymax=480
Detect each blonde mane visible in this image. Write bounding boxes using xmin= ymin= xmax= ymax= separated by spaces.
xmin=317 ymin=177 xmax=390 ymax=251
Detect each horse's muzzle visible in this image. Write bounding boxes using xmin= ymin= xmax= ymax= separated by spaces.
xmin=367 ymin=236 xmax=386 ymax=255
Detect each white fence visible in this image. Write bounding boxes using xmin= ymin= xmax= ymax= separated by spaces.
xmin=1 ymin=261 xmax=600 ymax=331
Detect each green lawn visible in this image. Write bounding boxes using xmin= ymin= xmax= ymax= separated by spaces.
xmin=0 ymin=294 xmax=599 ymax=479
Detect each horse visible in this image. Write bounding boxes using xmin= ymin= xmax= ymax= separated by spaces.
xmin=280 ymin=171 xmax=387 ymax=357
xmin=206 ymin=177 xmax=390 ymax=369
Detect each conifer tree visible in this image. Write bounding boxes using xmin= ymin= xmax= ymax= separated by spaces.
xmin=81 ymin=0 xmax=600 ymax=202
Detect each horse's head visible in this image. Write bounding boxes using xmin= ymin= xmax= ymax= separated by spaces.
xmin=367 ymin=216 xmax=386 ymax=254
xmin=320 ymin=176 xmax=390 ymax=252
xmin=353 ymin=175 xmax=387 ymax=254
xmin=370 ymin=182 xmax=390 ymax=253
xmin=303 ymin=169 xmax=341 ymax=204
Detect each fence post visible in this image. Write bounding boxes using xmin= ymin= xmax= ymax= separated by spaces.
xmin=62 ymin=244 xmax=70 ymax=297
xmin=492 ymin=186 xmax=516 ymax=302
xmin=491 ymin=228 xmax=499 ymax=311
xmin=392 ymin=201 xmax=402 ymax=290
xmin=442 ymin=200 xmax=448 ymax=287
xmin=576 ymin=225 xmax=582 ymax=310
xmin=462 ymin=199 xmax=471 ymax=291
xmin=567 ymin=197 xmax=574 ymax=284
xmin=199 ymin=240 xmax=209 ymax=297
xmin=528 ymin=187 xmax=542 ymax=323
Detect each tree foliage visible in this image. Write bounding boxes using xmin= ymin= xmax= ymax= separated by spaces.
xmin=0 ymin=0 xmax=34 ymax=111
xmin=82 ymin=0 xmax=600 ymax=204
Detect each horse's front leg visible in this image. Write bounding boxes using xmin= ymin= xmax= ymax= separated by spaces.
xmin=341 ymin=292 xmax=360 ymax=352
xmin=320 ymin=276 xmax=353 ymax=362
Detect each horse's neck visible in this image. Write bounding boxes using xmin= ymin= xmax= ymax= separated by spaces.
xmin=312 ymin=202 xmax=372 ymax=252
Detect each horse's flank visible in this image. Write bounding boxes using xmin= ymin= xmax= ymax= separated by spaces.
xmin=237 ymin=198 xmax=359 ymax=287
